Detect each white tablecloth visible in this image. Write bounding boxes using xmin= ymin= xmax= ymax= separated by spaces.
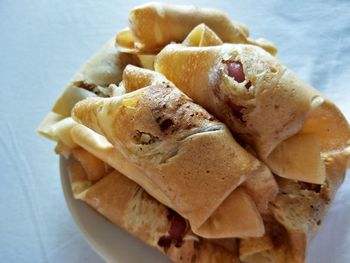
xmin=1 ymin=0 xmax=349 ymax=262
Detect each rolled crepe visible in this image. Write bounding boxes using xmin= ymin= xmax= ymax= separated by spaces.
xmin=121 ymin=65 xmax=277 ymax=214
xmin=155 ymin=43 xmax=323 ymax=159
xmin=70 ymin=124 xmax=274 ymax=241
xmin=37 ymin=37 xmax=133 ymax=139
xmin=116 ymin=2 xmax=277 ymax=55
xmin=71 ymin=81 xmax=269 ymax=238
xmin=68 ymin=153 xmax=240 ymax=263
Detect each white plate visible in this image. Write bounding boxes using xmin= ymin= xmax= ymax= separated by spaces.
xmin=60 ymin=156 xmax=170 ymax=263
xmin=60 ymin=156 xmax=350 ymax=263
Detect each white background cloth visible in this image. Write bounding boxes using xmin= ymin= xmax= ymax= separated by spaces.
xmin=1 ymin=0 xmax=349 ymax=262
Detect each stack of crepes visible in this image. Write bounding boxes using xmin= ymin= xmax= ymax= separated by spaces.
xmin=37 ymin=3 xmax=350 ymax=263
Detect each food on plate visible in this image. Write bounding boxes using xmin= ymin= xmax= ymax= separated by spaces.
xmin=37 ymin=2 xmax=350 ymax=263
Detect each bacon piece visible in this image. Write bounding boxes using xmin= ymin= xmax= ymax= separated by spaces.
xmin=223 ymin=61 xmax=251 ymax=88
xmin=225 ymin=61 xmax=245 ymax=83
xmin=158 ymin=209 xmax=189 ymax=249
xmin=168 ymin=209 xmax=188 ymax=243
